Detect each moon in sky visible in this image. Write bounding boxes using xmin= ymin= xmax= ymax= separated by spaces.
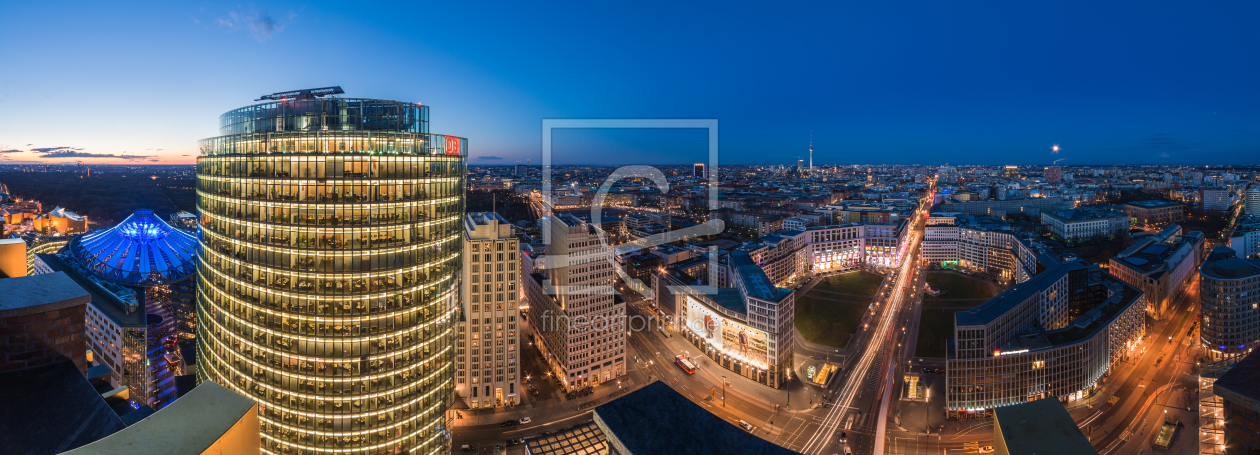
xmin=1051 ymin=144 xmax=1060 ymax=153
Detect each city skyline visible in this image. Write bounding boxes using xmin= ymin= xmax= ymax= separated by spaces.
xmin=3 ymin=2 xmax=1260 ymax=166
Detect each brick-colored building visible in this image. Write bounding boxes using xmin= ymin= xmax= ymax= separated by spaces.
xmin=0 ymin=272 xmax=91 ymax=374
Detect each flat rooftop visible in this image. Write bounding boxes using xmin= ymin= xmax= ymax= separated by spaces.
xmin=730 ymin=251 xmax=791 ymax=302
xmin=594 ymin=381 xmax=799 ymax=455
xmin=524 ymin=420 xmax=608 ymax=455
xmin=37 ymin=253 xmax=146 ymax=328
xmin=1123 ymin=199 xmax=1181 ymax=208
xmin=994 ymin=397 xmax=1097 ymax=455
xmin=956 ymin=263 xmax=1076 ymax=327
xmin=0 ymin=271 xmax=90 ymax=316
xmin=1044 ymin=207 xmax=1125 ymax=222
xmin=1214 ymin=351 xmax=1260 ymax=408
xmin=1201 ymin=247 xmax=1260 ymax=281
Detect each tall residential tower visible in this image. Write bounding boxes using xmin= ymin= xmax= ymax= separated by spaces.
xmin=196 ymin=91 xmax=466 ymax=454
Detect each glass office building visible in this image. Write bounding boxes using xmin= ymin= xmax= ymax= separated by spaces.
xmin=196 ymin=97 xmax=465 ymax=454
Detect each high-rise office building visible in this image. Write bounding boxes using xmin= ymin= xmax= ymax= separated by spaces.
xmin=525 ymin=214 xmax=626 ymax=391
xmin=456 ymin=212 xmax=521 ymax=408
xmin=693 ymin=163 xmax=706 ymax=179
xmin=1002 ymin=165 xmax=1020 ymax=179
xmin=196 ymin=91 xmax=466 ymax=454
xmin=515 ymin=164 xmax=528 ymax=176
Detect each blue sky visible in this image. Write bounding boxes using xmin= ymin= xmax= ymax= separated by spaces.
xmin=1 ymin=2 xmax=1258 ymax=165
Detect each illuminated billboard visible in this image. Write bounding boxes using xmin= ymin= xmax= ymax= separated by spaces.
xmin=684 ymin=296 xmax=769 ymax=368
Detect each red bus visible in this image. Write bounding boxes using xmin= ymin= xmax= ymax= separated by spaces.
xmin=675 ymin=355 xmax=697 ymax=374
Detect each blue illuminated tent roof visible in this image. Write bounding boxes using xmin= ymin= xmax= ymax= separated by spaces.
xmin=69 ymin=210 xmax=198 ymax=287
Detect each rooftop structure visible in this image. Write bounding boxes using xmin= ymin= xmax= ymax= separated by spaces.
xmin=68 ymin=209 xmax=198 ymax=286
xmin=993 ymin=397 xmax=1098 ymax=455
xmin=593 ymin=381 xmax=799 ymax=455
xmin=1213 ymin=351 xmax=1260 ymax=455
xmin=949 ymin=262 xmax=1146 ymax=413
xmin=60 ymin=381 xmax=260 ymax=455
xmin=1109 ymin=228 xmax=1202 ymax=319
xmin=523 ymin=421 xmax=609 ymax=455
xmin=0 ymin=361 xmax=126 ymax=454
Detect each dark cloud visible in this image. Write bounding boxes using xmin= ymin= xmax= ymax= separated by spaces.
xmin=1108 ymin=133 xmax=1205 ymax=156
xmin=30 ymin=146 xmax=84 ymax=153
xmin=477 ymin=156 xmax=503 ymax=161
xmin=148 ymin=159 xmax=161 ymax=162
xmin=37 ymin=150 xmax=152 ymax=160
xmin=181 ymin=154 xmax=191 ymax=156
xmin=0 ymin=149 xmax=22 ymax=154
xmin=218 ymin=9 xmax=289 ymax=42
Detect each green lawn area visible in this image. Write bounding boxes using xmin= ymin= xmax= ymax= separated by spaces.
xmin=795 ymin=271 xmax=885 ymax=349
xmin=917 ymin=272 xmax=995 ymax=357
xmin=915 ymin=309 xmax=956 ymax=358
xmin=923 ymin=271 xmax=996 ymax=303
xmin=813 ymin=271 xmax=884 ymax=296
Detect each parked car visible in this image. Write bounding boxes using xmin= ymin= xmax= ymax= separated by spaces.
xmin=738 ymin=420 xmax=754 ymax=431
xmin=519 ymin=416 xmax=532 ymax=424
xmin=934 ymin=368 xmax=946 ymax=374
xmin=921 ymin=368 xmax=933 ymax=374
xmin=978 ymin=446 xmax=994 ymax=453
xmin=506 ymin=438 xmax=524 ymax=446
xmin=460 ymin=445 xmax=471 ymax=452
xmin=500 ymin=420 xmax=518 ymax=427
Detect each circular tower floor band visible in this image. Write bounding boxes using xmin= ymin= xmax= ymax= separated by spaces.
xmin=196 ymin=97 xmax=465 ymax=455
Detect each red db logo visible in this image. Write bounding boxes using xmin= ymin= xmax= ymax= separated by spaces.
xmin=444 ymin=136 xmax=461 ymax=155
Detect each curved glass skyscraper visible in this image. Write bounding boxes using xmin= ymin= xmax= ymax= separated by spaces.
xmin=196 ymin=96 xmax=464 ymax=454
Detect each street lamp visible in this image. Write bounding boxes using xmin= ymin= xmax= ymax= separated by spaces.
xmin=722 ymin=376 xmax=727 ymax=407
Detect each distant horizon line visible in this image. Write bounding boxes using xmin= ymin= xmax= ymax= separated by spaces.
xmin=2 ymin=162 xmax=1257 ymax=168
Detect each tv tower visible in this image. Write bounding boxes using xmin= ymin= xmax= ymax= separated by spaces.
xmin=808 ymin=132 xmax=813 ymax=172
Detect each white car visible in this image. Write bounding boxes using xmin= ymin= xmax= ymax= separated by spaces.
xmin=738 ymin=420 xmax=753 ymax=431
xmin=518 ymin=416 xmax=532 ymax=424
xmin=978 ymin=446 xmax=994 ymax=453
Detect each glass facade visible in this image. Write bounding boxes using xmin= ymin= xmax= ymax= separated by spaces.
xmin=196 ymin=98 xmax=464 ymax=455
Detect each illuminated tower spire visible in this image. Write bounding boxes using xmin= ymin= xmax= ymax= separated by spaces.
xmin=809 ymin=132 xmax=813 ymax=171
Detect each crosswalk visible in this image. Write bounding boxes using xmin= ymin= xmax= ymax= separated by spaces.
xmin=865 ymin=352 xmax=884 ymax=392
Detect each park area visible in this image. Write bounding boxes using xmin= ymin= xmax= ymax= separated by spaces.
xmin=915 ymin=271 xmax=998 ymax=358
xmin=794 ymin=271 xmax=885 ymax=349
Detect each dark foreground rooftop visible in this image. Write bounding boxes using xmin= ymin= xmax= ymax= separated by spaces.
xmin=594 ymin=381 xmax=799 ymax=455
xmin=0 ymin=360 xmax=126 ymax=454
xmin=994 ymin=397 xmax=1097 ymax=455
xmin=1214 ymin=350 xmax=1260 ymax=407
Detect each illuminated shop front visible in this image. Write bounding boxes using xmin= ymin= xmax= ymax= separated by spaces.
xmin=196 ymin=95 xmax=465 ymax=455
xmin=812 ymin=246 xmax=861 ymax=271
